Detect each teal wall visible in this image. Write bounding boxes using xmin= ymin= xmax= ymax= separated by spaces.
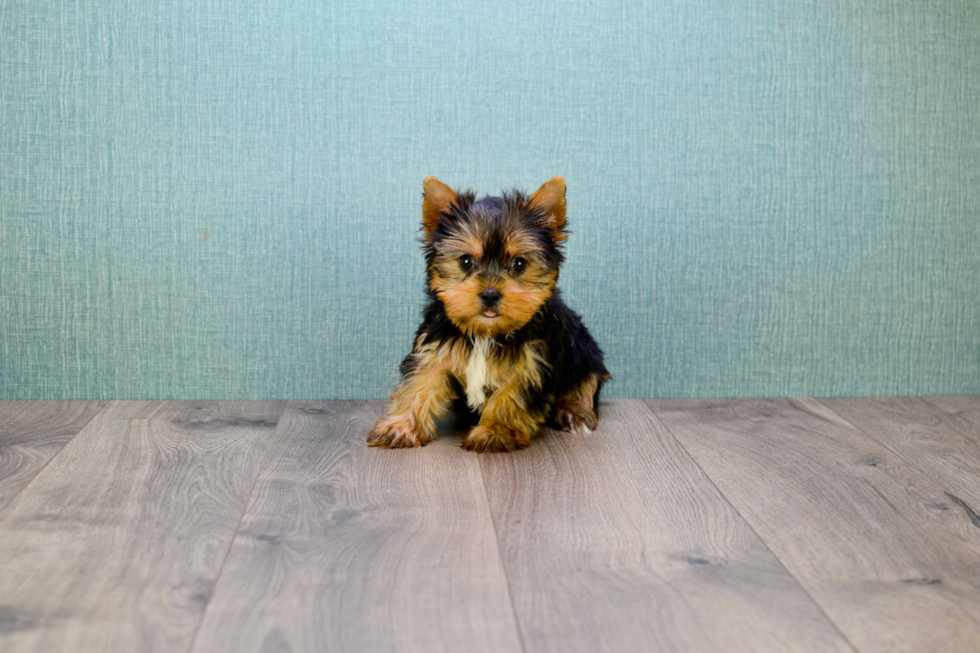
xmin=2 ymin=1 xmax=978 ymax=400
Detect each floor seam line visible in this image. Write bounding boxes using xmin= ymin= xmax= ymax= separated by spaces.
xmin=477 ymin=456 xmax=529 ymax=653
xmin=183 ymin=400 xmax=289 ymax=653
xmin=0 ymin=400 xmax=110 ymax=519
xmin=813 ymin=397 xmax=956 ymax=487
xmin=637 ymin=399 xmax=862 ymax=653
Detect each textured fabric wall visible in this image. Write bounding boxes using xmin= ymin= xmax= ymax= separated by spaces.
xmin=1 ymin=1 xmax=978 ymax=400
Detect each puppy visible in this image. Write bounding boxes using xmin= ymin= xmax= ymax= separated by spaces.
xmin=368 ymin=177 xmax=609 ymax=452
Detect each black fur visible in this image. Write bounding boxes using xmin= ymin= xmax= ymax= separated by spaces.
xmin=407 ymin=187 xmax=609 ymax=426
xmin=424 ymin=191 xmax=565 ymax=271
xmin=405 ymin=289 xmax=608 ymax=422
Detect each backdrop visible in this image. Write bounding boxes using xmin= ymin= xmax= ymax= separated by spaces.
xmin=2 ymin=1 xmax=978 ymax=400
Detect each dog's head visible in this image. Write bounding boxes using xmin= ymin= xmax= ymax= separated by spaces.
xmin=421 ymin=177 xmax=567 ymax=338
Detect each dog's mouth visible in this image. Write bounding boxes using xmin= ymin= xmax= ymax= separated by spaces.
xmin=483 ymin=311 xmax=498 ymax=318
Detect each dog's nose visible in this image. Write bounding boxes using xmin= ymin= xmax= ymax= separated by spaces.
xmin=479 ymin=288 xmax=501 ymax=306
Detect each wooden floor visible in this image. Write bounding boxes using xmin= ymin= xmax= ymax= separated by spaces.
xmin=1 ymin=398 xmax=979 ymax=652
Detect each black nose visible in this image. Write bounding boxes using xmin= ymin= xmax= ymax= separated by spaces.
xmin=479 ymin=288 xmax=501 ymax=306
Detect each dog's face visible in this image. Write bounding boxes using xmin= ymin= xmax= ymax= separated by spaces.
xmin=421 ymin=177 xmax=567 ymax=338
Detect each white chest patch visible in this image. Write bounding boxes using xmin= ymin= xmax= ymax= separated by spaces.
xmin=465 ymin=337 xmax=492 ymax=410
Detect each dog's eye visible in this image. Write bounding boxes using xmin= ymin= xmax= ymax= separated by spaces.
xmin=459 ymin=255 xmax=474 ymax=271
xmin=510 ymin=257 xmax=527 ymax=274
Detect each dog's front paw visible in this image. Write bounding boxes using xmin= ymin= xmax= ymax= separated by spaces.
xmin=461 ymin=423 xmax=531 ymax=453
xmin=549 ymin=403 xmax=598 ymax=433
xmin=367 ymin=414 xmax=432 ymax=448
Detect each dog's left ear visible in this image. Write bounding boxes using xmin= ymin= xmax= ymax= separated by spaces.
xmin=529 ymin=177 xmax=566 ymax=240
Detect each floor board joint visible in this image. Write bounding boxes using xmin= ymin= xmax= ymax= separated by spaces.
xmin=639 ymin=400 xmax=861 ymax=653
xmin=184 ymin=401 xmax=290 ymax=653
xmin=0 ymin=400 xmax=108 ymax=518
xmin=478 ymin=455 xmax=529 ymax=653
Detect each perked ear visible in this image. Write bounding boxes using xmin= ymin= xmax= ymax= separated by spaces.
xmin=422 ymin=176 xmax=458 ymax=240
xmin=529 ymin=176 xmax=567 ymax=238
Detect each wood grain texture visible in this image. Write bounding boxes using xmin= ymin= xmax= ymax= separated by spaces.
xmin=190 ymin=401 xmax=523 ymax=653
xmin=0 ymin=401 xmax=105 ymax=511
xmin=820 ymin=396 xmax=980 ymax=509
xmin=647 ymin=398 xmax=980 ymax=653
xmin=0 ymin=400 xmax=283 ymax=653
xmin=481 ymin=399 xmax=853 ymax=653
xmin=926 ymin=395 xmax=980 ymax=429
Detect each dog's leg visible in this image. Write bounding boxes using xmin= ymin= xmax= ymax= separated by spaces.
xmin=548 ymin=373 xmax=599 ymax=434
xmin=462 ymin=380 xmax=545 ymax=452
xmin=368 ymin=352 xmax=456 ymax=449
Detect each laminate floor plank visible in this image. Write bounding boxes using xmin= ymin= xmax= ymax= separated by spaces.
xmin=0 ymin=401 xmax=105 ymax=511
xmin=481 ymin=399 xmax=853 ymax=653
xmin=646 ymin=397 xmax=980 ymax=653
xmin=820 ymin=396 xmax=980 ymax=509
xmin=926 ymin=395 xmax=980 ymax=430
xmin=0 ymin=400 xmax=284 ymax=653
xmin=190 ymin=401 xmax=523 ymax=653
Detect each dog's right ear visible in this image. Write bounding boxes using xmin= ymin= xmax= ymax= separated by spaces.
xmin=422 ymin=177 xmax=457 ymax=240
xmin=528 ymin=177 xmax=567 ymax=241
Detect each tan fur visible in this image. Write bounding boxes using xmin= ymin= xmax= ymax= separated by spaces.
xmin=461 ymin=340 xmax=548 ymax=452
xmin=453 ymin=338 xmax=547 ymax=404
xmin=431 ymin=274 xmax=486 ymax=334
xmin=367 ymin=341 xmax=457 ymax=448
xmin=425 ymin=194 xmax=560 ymax=339
xmin=549 ymin=372 xmax=600 ymax=433
xmin=438 ymin=222 xmax=484 ymax=260
xmin=529 ymin=176 xmax=567 ymax=241
xmin=370 ymin=336 xmax=550 ymax=450
xmin=422 ymin=177 xmax=457 ymax=240
xmin=461 ymin=381 xmax=543 ymax=452
xmin=372 ymin=176 xmax=600 ymax=452
xmin=503 ymin=229 xmax=546 ymax=258
xmin=431 ymin=262 xmax=556 ymax=338
xmin=492 ymin=272 xmax=555 ymax=333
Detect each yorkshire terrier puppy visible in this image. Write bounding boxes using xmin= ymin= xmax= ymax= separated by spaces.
xmin=368 ymin=176 xmax=609 ymax=452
